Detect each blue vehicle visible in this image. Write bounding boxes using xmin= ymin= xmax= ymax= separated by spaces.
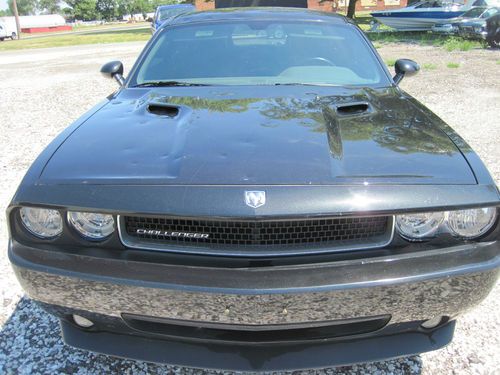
xmin=151 ymin=3 xmax=195 ymax=34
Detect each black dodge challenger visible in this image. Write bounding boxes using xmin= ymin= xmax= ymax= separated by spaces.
xmin=8 ymin=8 xmax=500 ymax=371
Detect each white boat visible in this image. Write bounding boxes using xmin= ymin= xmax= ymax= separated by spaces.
xmin=371 ymin=0 xmax=499 ymax=31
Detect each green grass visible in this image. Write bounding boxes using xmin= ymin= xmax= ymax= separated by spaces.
xmin=385 ymin=59 xmax=396 ymax=67
xmin=423 ymin=63 xmax=438 ymax=70
xmin=367 ymin=31 xmax=484 ymax=51
xmin=0 ymin=28 xmax=150 ymax=51
xmin=442 ymin=37 xmax=478 ymax=51
xmin=446 ymin=62 xmax=460 ymax=68
xmin=496 ymin=60 xmax=500 ymax=65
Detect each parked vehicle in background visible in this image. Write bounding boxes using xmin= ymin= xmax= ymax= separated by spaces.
xmin=457 ymin=7 xmax=499 ymax=39
xmin=151 ymin=4 xmax=195 ymax=34
xmin=0 ymin=20 xmax=17 ymax=41
xmin=485 ymin=12 xmax=500 ymax=46
xmin=371 ymin=0 xmax=499 ymax=31
xmin=431 ymin=6 xmax=491 ymax=34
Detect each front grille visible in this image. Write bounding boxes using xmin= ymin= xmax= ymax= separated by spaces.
xmin=120 ymin=215 xmax=392 ymax=256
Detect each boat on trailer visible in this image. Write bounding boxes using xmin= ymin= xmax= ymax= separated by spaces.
xmin=371 ymin=0 xmax=498 ymax=31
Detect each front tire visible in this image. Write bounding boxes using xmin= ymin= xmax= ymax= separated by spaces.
xmin=11 ymin=32 xmax=17 ymax=40
xmin=487 ymin=34 xmax=499 ymax=49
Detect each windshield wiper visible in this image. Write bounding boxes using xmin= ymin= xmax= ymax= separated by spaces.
xmin=133 ymin=81 xmax=211 ymax=87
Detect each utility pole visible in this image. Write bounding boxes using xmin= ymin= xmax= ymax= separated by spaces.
xmin=12 ymin=0 xmax=21 ymax=40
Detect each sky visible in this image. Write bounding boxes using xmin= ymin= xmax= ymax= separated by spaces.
xmin=0 ymin=0 xmax=7 ymax=11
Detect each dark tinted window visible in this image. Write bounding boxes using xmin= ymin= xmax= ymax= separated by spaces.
xmin=133 ymin=21 xmax=387 ymax=86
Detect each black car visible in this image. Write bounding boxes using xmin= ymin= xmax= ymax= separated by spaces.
xmin=486 ymin=12 xmax=500 ymax=47
xmin=431 ymin=6 xmax=493 ymax=34
xmin=456 ymin=7 xmax=499 ymax=40
xmin=8 ymin=8 xmax=500 ymax=371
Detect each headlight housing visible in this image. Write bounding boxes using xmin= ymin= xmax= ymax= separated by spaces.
xmin=68 ymin=211 xmax=115 ymax=240
xmin=447 ymin=207 xmax=497 ymax=239
xmin=20 ymin=207 xmax=63 ymax=239
xmin=396 ymin=212 xmax=444 ymax=240
xmin=396 ymin=207 xmax=497 ymax=241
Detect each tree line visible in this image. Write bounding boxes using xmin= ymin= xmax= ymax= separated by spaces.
xmin=0 ymin=0 xmax=190 ymax=20
xmin=0 ymin=0 xmax=362 ymax=21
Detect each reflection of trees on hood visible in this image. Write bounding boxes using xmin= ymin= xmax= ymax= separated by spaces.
xmin=150 ymin=95 xmax=260 ymax=113
xmin=258 ymin=95 xmax=457 ymax=156
xmin=145 ymin=90 xmax=458 ymax=156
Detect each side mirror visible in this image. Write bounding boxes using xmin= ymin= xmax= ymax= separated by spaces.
xmin=100 ymin=60 xmax=125 ymax=87
xmin=393 ymin=59 xmax=420 ymax=85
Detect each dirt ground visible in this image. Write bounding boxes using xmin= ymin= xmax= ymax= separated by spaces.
xmin=0 ymin=42 xmax=499 ymax=374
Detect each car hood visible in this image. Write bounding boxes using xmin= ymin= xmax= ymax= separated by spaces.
xmin=459 ymin=18 xmax=487 ymax=26
xmin=39 ymin=86 xmax=476 ymax=186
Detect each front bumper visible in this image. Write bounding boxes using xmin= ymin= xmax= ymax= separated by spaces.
xmin=458 ymin=28 xmax=488 ymax=39
xmin=9 ymin=239 xmax=500 ymax=370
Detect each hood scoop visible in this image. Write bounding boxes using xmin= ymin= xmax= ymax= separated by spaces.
xmin=336 ymin=102 xmax=371 ymax=116
xmin=147 ymin=103 xmax=180 ymax=118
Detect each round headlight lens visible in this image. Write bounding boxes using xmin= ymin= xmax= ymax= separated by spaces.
xmin=20 ymin=207 xmax=63 ymax=239
xmin=447 ymin=207 xmax=497 ymax=239
xmin=68 ymin=212 xmax=115 ymax=240
xmin=396 ymin=212 xmax=444 ymax=240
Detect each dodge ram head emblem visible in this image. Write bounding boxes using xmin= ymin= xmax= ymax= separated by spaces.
xmin=245 ymin=191 xmax=266 ymax=208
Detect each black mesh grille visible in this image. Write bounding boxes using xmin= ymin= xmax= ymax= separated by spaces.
xmin=123 ymin=215 xmax=390 ymax=249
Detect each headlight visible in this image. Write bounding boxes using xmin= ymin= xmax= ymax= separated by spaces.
xmin=447 ymin=207 xmax=497 ymax=239
xmin=396 ymin=212 xmax=444 ymax=240
xmin=68 ymin=211 xmax=115 ymax=240
xmin=20 ymin=207 xmax=63 ymax=239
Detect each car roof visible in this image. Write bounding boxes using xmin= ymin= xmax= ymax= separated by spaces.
xmin=158 ymin=4 xmax=195 ymax=10
xmin=162 ymin=7 xmax=350 ymax=28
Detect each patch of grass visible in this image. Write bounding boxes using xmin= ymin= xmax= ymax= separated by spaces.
xmin=446 ymin=62 xmax=460 ymax=68
xmin=385 ymin=59 xmax=396 ymax=67
xmin=442 ymin=37 xmax=478 ymax=51
xmin=0 ymin=28 xmax=150 ymax=51
xmin=497 ymin=60 xmax=500 ymax=65
xmin=423 ymin=63 xmax=438 ymax=70
xmin=367 ymin=31 xmax=483 ymax=51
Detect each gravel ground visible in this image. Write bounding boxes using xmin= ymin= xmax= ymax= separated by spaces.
xmin=0 ymin=42 xmax=499 ymax=375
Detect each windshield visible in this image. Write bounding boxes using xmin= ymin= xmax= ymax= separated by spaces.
xmin=132 ymin=21 xmax=388 ymax=87
xmin=463 ymin=7 xmax=487 ymax=17
xmin=158 ymin=7 xmax=192 ymax=21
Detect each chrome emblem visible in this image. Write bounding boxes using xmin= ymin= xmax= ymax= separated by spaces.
xmin=245 ymin=191 xmax=266 ymax=208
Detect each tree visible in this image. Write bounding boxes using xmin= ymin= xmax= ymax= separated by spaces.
xmin=96 ymin=0 xmax=118 ymax=19
xmin=72 ymin=0 xmax=98 ymax=20
xmin=7 ymin=0 xmax=37 ymax=15
xmin=346 ymin=0 xmax=357 ymax=19
xmin=38 ymin=0 xmax=61 ymax=14
xmin=116 ymin=0 xmax=133 ymax=17
xmin=0 ymin=8 xmax=14 ymax=16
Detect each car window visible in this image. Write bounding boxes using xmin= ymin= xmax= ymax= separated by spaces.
xmin=463 ymin=7 xmax=487 ymax=17
xmin=133 ymin=21 xmax=387 ymax=87
xmin=159 ymin=7 xmax=192 ymax=21
xmin=482 ymin=8 xmax=499 ymax=17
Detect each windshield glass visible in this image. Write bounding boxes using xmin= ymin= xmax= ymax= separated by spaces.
xmin=133 ymin=21 xmax=387 ymax=87
xmin=463 ymin=7 xmax=487 ymax=17
xmin=482 ymin=8 xmax=499 ymax=17
xmin=158 ymin=7 xmax=192 ymax=21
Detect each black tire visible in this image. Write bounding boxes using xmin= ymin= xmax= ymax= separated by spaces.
xmin=486 ymin=34 xmax=499 ymax=49
xmin=0 ymin=37 xmax=5 ymax=42
xmin=11 ymin=32 xmax=17 ymax=40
